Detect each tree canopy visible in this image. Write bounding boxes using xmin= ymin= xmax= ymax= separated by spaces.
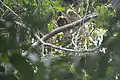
xmin=0 ymin=0 xmax=120 ymax=80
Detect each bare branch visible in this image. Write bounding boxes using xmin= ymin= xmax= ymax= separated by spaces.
xmin=42 ymin=14 xmax=97 ymax=41
xmin=35 ymin=34 xmax=100 ymax=53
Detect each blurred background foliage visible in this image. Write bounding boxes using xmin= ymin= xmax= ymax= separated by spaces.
xmin=0 ymin=0 xmax=120 ymax=80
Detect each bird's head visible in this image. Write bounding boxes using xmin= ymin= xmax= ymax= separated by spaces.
xmin=58 ymin=11 xmax=64 ymax=16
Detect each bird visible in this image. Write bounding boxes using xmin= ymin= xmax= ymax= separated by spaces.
xmin=57 ymin=12 xmax=70 ymax=40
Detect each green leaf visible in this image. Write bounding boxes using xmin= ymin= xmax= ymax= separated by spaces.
xmin=9 ymin=54 xmax=34 ymax=80
xmin=0 ymin=75 xmax=17 ymax=80
xmin=47 ymin=23 xmax=54 ymax=31
xmin=54 ymin=0 xmax=65 ymax=11
xmin=34 ymin=62 xmax=46 ymax=80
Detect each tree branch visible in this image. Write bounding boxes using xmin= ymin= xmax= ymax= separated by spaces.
xmin=23 ymin=14 xmax=97 ymax=55
xmin=31 ymin=14 xmax=97 ymax=48
xmin=42 ymin=14 xmax=97 ymax=41
xmin=35 ymin=34 xmax=100 ymax=53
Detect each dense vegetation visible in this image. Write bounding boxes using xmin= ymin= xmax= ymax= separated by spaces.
xmin=0 ymin=0 xmax=120 ymax=80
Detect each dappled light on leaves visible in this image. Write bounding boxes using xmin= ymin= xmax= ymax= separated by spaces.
xmin=0 ymin=0 xmax=120 ymax=80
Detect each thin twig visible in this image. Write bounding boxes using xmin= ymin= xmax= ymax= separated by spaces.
xmin=0 ymin=0 xmax=19 ymax=17
xmin=51 ymin=20 xmax=59 ymax=28
xmin=0 ymin=0 xmax=28 ymax=31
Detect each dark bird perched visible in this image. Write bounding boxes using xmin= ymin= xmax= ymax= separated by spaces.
xmin=57 ymin=12 xmax=70 ymax=40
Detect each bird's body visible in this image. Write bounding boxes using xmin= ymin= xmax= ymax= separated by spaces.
xmin=57 ymin=12 xmax=70 ymax=40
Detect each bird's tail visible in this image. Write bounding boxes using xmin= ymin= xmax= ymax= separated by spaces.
xmin=64 ymin=30 xmax=70 ymax=40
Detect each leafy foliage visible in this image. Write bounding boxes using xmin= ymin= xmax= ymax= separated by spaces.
xmin=0 ymin=0 xmax=120 ymax=80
